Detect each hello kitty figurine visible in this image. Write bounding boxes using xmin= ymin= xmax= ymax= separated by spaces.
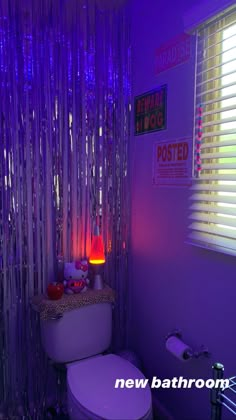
xmin=63 ymin=260 xmax=90 ymax=294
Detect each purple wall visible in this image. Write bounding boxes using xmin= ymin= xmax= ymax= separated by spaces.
xmin=129 ymin=0 xmax=236 ymax=418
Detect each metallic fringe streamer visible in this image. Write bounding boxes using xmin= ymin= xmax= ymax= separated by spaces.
xmin=0 ymin=0 xmax=130 ymax=416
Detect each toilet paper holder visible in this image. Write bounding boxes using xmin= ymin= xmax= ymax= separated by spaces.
xmin=165 ymin=329 xmax=210 ymax=360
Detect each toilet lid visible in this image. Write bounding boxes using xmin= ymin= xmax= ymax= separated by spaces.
xmin=67 ymin=354 xmax=152 ymax=420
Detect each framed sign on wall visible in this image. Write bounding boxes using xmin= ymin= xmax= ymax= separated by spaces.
xmin=153 ymin=138 xmax=192 ymax=187
xmin=155 ymin=33 xmax=191 ymax=75
xmin=134 ymin=84 xmax=167 ymax=135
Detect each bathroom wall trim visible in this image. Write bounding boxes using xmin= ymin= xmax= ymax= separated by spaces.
xmin=183 ymin=0 xmax=236 ymax=32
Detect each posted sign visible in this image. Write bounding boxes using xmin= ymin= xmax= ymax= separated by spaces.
xmin=134 ymin=85 xmax=167 ymax=135
xmin=153 ymin=139 xmax=192 ymax=186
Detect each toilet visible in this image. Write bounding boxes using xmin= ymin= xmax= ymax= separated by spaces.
xmin=40 ymin=301 xmax=152 ymax=420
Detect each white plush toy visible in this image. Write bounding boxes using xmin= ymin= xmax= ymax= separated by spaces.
xmin=64 ymin=260 xmax=90 ymax=294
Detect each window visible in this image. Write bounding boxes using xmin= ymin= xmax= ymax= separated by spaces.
xmin=189 ymin=6 xmax=236 ymax=255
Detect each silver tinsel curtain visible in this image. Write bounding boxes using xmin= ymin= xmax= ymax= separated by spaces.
xmin=0 ymin=0 xmax=130 ymax=416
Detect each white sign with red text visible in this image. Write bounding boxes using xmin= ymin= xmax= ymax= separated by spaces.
xmin=153 ymin=138 xmax=192 ymax=187
xmin=155 ymin=33 xmax=191 ymax=75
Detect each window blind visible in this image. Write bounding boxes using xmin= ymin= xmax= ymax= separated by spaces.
xmin=189 ymin=6 xmax=236 ymax=256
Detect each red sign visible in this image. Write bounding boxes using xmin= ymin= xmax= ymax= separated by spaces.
xmin=134 ymin=85 xmax=167 ymax=135
xmin=155 ymin=33 xmax=191 ymax=75
xmin=153 ymin=139 xmax=192 ymax=187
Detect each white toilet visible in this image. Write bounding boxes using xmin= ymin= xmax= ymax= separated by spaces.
xmin=40 ymin=302 xmax=152 ymax=420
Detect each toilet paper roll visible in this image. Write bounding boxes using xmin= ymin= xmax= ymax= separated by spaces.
xmin=166 ymin=335 xmax=192 ymax=361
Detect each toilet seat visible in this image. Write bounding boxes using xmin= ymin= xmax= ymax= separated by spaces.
xmin=67 ymin=354 xmax=152 ymax=420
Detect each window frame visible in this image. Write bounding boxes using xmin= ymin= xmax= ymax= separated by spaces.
xmin=188 ymin=6 xmax=236 ymax=256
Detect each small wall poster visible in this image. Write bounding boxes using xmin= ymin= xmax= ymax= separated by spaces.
xmin=153 ymin=138 xmax=192 ymax=187
xmin=155 ymin=33 xmax=191 ymax=75
xmin=134 ymin=85 xmax=167 ymax=135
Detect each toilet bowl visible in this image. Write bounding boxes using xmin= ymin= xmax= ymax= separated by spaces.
xmin=67 ymin=354 xmax=152 ymax=420
xmin=40 ymin=301 xmax=153 ymax=419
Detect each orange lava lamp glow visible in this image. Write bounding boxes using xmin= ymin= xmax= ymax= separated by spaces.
xmin=89 ymin=228 xmax=106 ymax=265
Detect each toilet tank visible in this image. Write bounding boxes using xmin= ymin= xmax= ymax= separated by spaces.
xmin=40 ymin=303 xmax=112 ymax=364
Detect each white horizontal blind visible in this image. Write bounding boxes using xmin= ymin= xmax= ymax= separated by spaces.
xmin=189 ymin=6 xmax=236 ymax=256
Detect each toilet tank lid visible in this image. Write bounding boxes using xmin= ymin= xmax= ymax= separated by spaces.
xmin=67 ymin=354 xmax=152 ymax=420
